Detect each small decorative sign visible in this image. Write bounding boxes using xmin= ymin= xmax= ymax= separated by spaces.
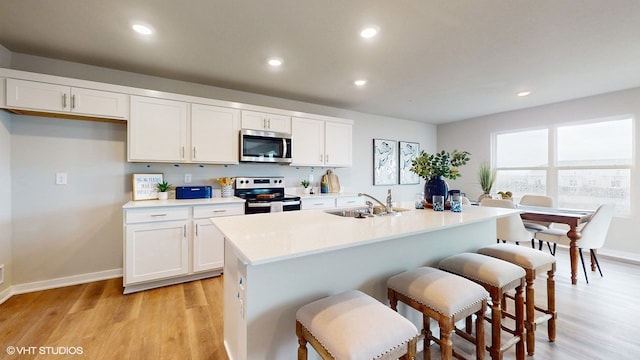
xmin=132 ymin=173 xmax=164 ymax=200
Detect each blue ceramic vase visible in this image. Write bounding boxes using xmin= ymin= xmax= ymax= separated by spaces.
xmin=425 ymin=176 xmax=449 ymax=203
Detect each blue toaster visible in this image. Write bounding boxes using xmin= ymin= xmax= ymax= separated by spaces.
xmin=175 ymin=186 xmax=212 ymax=199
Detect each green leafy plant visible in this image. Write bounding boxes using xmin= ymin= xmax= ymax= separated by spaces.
xmin=156 ymin=181 xmax=172 ymax=192
xmin=300 ymin=180 xmax=310 ymax=188
xmin=477 ymin=161 xmax=496 ymax=194
xmin=410 ymin=149 xmax=471 ymax=180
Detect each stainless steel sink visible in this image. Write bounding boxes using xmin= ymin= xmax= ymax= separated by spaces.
xmin=326 ymin=207 xmax=410 ymax=218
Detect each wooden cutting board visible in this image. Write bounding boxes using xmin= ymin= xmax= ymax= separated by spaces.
xmin=325 ymin=170 xmax=340 ymax=193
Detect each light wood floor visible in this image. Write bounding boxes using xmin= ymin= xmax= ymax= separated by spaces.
xmin=1 ymin=250 xmax=639 ymax=359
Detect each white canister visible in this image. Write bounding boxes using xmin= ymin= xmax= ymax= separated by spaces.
xmin=221 ymin=185 xmax=233 ymax=198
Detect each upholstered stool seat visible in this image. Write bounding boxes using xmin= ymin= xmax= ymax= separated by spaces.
xmin=439 ymin=253 xmax=526 ymax=360
xmin=296 ymin=290 xmax=419 ymax=359
xmin=477 ymin=243 xmax=557 ymax=356
xmin=387 ymin=267 xmax=488 ymax=360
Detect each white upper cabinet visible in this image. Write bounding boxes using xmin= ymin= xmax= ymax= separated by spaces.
xmin=128 ymin=97 xmax=240 ymax=163
xmin=324 ymin=121 xmax=352 ymax=167
xmin=5 ymin=78 xmax=128 ymax=119
xmin=128 ymin=96 xmax=189 ymax=162
xmin=241 ymin=110 xmax=291 ymax=133
xmin=191 ymin=104 xmax=240 ymax=164
xmin=291 ymin=117 xmax=352 ymax=167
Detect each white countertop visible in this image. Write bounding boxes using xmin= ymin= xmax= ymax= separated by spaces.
xmin=211 ymin=203 xmax=520 ymax=265
xmin=123 ymin=197 xmax=245 ymax=209
xmin=297 ymin=192 xmax=359 ymax=199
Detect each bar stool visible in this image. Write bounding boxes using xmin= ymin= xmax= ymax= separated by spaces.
xmin=477 ymin=243 xmax=557 ymax=356
xmin=439 ymin=253 xmax=526 ymax=360
xmin=387 ymin=267 xmax=488 ymax=360
xmin=296 ymin=290 xmax=419 ymax=359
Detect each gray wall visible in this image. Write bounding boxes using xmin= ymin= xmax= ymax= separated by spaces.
xmin=0 ymin=110 xmax=11 ymax=294
xmin=438 ymin=88 xmax=640 ymax=256
xmin=4 ymin=52 xmax=435 ymax=286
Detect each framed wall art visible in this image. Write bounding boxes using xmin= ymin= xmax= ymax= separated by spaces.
xmin=399 ymin=141 xmax=420 ymax=184
xmin=373 ymin=139 xmax=398 ymax=185
xmin=132 ymin=173 xmax=164 ymax=200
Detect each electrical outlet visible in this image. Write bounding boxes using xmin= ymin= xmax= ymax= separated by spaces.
xmin=184 ymin=173 xmax=192 ymax=183
xmin=55 ymin=172 xmax=67 ymax=185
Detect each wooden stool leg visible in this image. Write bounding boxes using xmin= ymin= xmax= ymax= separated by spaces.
xmin=476 ymin=301 xmax=486 ymax=360
xmin=388 ymin=288 xmax=398 ymax=311
xmin=525 ymin=276 xmax=535 ymax=356
xmin=424 ymin=315 xmax=432 ymax=360
xmin=489 ymin=293 xmax=501 ymax=360
xmin=547 ymin=268 xmax=557 ymax=342
xmin=465 ymin=315 xmax=473 ymax=334
xmin=296 ymin=321 xmax=308 ymax=360
xmin=514 ymin=285 xmax=525 ymax=360
xmin=439 ymin=320 xmax=454 ymax=360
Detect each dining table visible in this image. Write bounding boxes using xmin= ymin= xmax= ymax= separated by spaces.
xmin=518 ymin=206 xmax=594 ymax=285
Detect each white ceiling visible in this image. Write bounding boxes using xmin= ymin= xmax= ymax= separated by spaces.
xmin=1 ymin=1 xmax=639 ymax=124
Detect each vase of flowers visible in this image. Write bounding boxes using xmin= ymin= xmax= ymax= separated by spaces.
xmin=410 ymin=149 xmax=471 ymax=203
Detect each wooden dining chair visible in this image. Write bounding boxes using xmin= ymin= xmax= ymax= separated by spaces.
xmin=480 ymin=198 xmax=534 ymax=246
xmin=534 ymin=203 xmax=614 ymax=284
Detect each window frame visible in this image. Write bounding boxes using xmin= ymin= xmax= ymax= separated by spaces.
xmin=492 ymin=115 xmax=635 ymax=215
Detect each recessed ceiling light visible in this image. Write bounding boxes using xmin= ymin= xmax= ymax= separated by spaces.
xmin=267 ymin=58 xmax=283 ymax=67
xmin=132 ymin=24 xmax=153 ymax=35
xmin=517 ymin=91 xmax=531 ymax=97
xmin=354 ymin=79 xmax=367 ymax=86
xmin=360 ymin=26 xmax=379 ymax=38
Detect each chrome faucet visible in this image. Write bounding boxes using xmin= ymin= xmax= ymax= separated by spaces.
xmin=358 ymin=190 xmax=393 ymax=214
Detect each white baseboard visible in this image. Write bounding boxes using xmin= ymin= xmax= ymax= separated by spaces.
xmin=0 ymin=286 xmax=11 ymax=305
xmin=10 ymin=268 xmax=122 ymax=296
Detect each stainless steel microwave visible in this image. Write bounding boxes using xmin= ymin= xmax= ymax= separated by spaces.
xmin=240 ymin=129 xmax=292 ymax=163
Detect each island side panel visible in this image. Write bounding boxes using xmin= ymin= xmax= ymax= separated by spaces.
xmin=225 ymin=219 xmax=495 ymax=360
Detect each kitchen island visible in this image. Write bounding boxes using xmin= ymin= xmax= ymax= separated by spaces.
xmin=211 ymin=204 xmax=518 ymax=360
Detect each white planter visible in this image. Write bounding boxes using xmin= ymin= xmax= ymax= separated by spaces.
xmin=221 ymin=186 xmax=233 ymax=198
xmin=157 ymin=192 xmax=169 ymax=200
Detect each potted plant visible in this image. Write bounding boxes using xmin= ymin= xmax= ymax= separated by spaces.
xmin=300 ymin=179 xmax=311 ymax=194
xmin=477 ymin=161 xmax=496 ymax=202
xmin=156 ymin=181 xmax=172 ymax=200
xmin=410 ymin=149 xmax=471 ymax=202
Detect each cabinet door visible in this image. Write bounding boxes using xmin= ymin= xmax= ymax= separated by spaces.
xmin=71 ymin=87 xmax=128 ymax=119
xmin=266 ymin=113 xmax=291 ymax=133
xmin=291 ymin=117 xmax=324 ymax=166
xmin=193 ymin=219 xmax=225 ymax=272
xmin=125 ymin=220 xmax=189 ymax=285
xmin=6 ymin=78 xmax=70 ymax=112
xmin=241 ymin=110 xmax=291 ymax=133
xmin=129 ymin=96 xmax=188 ymax=162
xmin=191 ymin=104 xmax=240 ymax=163
xmin=325 ymin=122 xmax=352 ymax=167
xmin=241 ymin=110 xmax=267 ymax=130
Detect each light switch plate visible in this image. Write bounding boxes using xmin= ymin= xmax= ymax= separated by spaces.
xmin=55 ymin=172 xmax=67 ymax=185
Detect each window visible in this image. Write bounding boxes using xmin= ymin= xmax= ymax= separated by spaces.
xmin=494 ymin=117 xmax=633 ymax=213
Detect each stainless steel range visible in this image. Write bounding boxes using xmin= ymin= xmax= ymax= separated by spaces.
xmin=235 ymin=177 xmax=301 ymax=214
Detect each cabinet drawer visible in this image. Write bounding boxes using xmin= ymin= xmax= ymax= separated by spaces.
xmin=336 ymin=197 xmax=366 ymax=208
xmin=301 ymin=198 xmax=336 ymax=210
xmin=193 ymin=203 xmax=245 ymax=218
xmin=125 ymin=207 xmax=189 ymax=224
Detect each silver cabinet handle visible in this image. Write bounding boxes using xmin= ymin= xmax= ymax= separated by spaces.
xmin=181 ymin=146 xmax=185 ymax=159
xmin=193 ymin=147 xmax=197 ymax=159
xmin=150 ymin=214 xmax=167 ymax=217
xmin=62 ymin=93 xmax=67 ymax=108
xmin=71 ymin=94 xmax=76 ymax=109
xmin=320 ymin=154 xmax=323 ymax=162
xmin=195 ymin=223 xmax=199 ymax=237
xmin=212 ymin=209 xmax=227 ymax=213
xmin=267 ymin=118 xmax=271 ymax=129
xmin=326 ymin=154 xmax=329 ymax=163
xmin=263 ymin=118 xmax=268 ymax=129
xmin=184 ymin=224 xmax=187 ymax=238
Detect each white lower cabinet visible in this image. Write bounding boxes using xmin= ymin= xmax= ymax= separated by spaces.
xmin=123 ymin=201 xmax=244 ymax=293
xmin=125 ymin=219 xmax=190 ymax=285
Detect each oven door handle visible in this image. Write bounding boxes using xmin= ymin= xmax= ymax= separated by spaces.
xmin=247 ymin=202 xmax=272 ymax=208
xmin=282 ymin=200 xmax=301 ymax=206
